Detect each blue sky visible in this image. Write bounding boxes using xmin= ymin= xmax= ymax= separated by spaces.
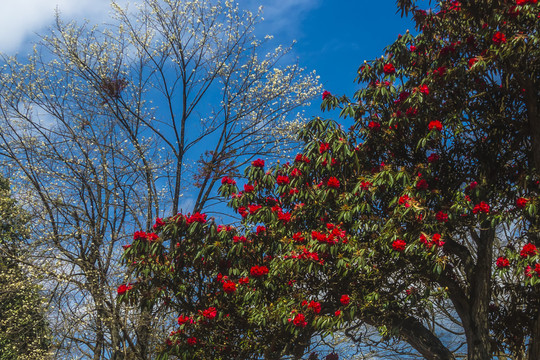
xmin=1 ymin=0 xmax=415 ymax=112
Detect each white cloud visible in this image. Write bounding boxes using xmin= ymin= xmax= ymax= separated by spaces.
xmin=0 ymin=0 xmax=124 ymax=54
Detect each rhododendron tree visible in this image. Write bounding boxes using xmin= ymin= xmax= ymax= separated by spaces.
xmin=121 ymin=1 xmax=540 ymax=359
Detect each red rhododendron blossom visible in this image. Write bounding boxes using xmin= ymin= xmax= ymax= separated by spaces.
xmin=250 ymin=265 xmax=269 ymax=277
xmin=319 ymin=143 xmax=330 ymax=154
xmin=468 ymin=57 xmax=478 ymax=69
xmin=360 ymin=181 xmax=372 ymax=190
xmin=256 ymin=226 xmax=266 ymax=234
xmin=238 ymin=277 xmax=249 ymax=284
xmin=473 ymin=201 xmax=490 ymax=214
xmin=295 ymin=153 xmax=311 ymax=163
xmin=233 ymin=235 xmax=247 ymax=243
xmin=392 ymin=239 xmax=406 ymax=252
xmin=428 ymin=120 xmax=443 ymax=131
xmin=517 ymin=0 xmax=538 ymax=4
xmin=308 ymin=300 xmax=321 ymax=314
xmin=146 ymin=232 xmax=159 ymax=242
xmin=368 ymin=121 xmax=381 ymax=130
xmin=252 ymin=159 xmax=265 ymax=168
xmin=419 ymin=84 xmax=429 ymax=95
xmin=322 ymin=90 xmax=331 ymax=100
xmin=436 ymin=211 xmax=449 ymax=223
xmin=399 ymin=195 xmax=412 ymax=208
xmin=520 ymin=243 xmax=538 ymax=258
xmin=340 ymin=294 xmax=350 ymax=306
xmin=178 ymin=315 xmax=192 ymax=325
xmin=117 ymin=284 xmax=132 ymax=295
xmin=186 ymin=212 xmax=207 ymax=224
xmin=536 ymin=264 xmax=540 ymax=277
xmin=335 ymin=310 xmax=342 ymax=317
xmin=293 ymin=232 xmax=305 ymax=243
xmin=221 ymin=176 xmax=236 ymax=185
xmin=416 ymin=179 xmax=429 ymax=190
xmin=492 ymin=31 xmax=506 ymax=45
xmin=278 ymin=211 xmax=291 ymax=223
xmin=201 ymin=307 xmax=217 ymax=319
xmin=223 ymin=281 xmax=236 ymax=294
xmin=292 ymin=313 xmax=307 ymax=327
xmin=276 ymin=175 xmax=290 ymax=185
xmin=243 ymin=184 xmax=254 ymax=193
xmin=383 ymin=63 xmax=396 ymax=75
xmin=525 ymin=266 xmax=533 ymax=278
xmin=327 ymin=177 xmax=340 ymax=189
xmin=238 ymin=206 xmax=248 ymax=218
xmin=153 ymin=217 xmax=165 ymax=230
xmin=248 ymin=204 xmax=262 ymax=214
xmin=496 ymin=257 xmax=510 ymax=268
xmin=187 ymin=337 xmax=197 ymax=346
xmin=516 ymin=197 xmax=529 ymax=209
xmin=133 ymin=230 xmax=148 ymax=241
xmin=432 ymin=234 xmax=445 ymax=247
xmin=291 ymin=168 xmax=302 ymax=177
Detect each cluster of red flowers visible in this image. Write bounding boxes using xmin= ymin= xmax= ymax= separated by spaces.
xmin=420 ymin=233 xmax=445 ymax=248
xmin=252 ymin=159 xmax=265 ymax=168
xmin=133 ymin=230 xmax=159 ymax=242
xmin=221 ymin=176 xmax=236 ymax=185
xmin=525 ymin=264 xmax=540 ymax=278
xmin=319 ymin=143 xmax=330 ymax=154
xmin=327 ymin=177 xmax=340 ymax=189
xmin=223 ymin=280 xmax=236 ymax=294
xmin=322 ymin=90 xmax=331 ymax=100
xmin=492 ymin=31 xmax=506 ymax=45
xmin=201 ymin=307 xmax=217 ymax=319
xmin=303 ymin=300 xmax=321 ymax=314
xmin=153 ymin=217 xmax=165 ymax=230
xmin=383 ymin=63 xmax=396 ymax=75
xmin=117 ymin=283 xmax=133 ymax=295
xmin=243 ymin=184 xmax=254 ymax=192
xmin=368 ymin=121 xmax=381 ymax=131
xmin=392 ymin=239 xmax=406 ymax=252
xmin=292 ymin=313 xmax=307 ymax=327
xmin=340 ymin=294 xmax=350 ymax=306
xmin=416 ymin=179 xmax=429 ymax=190
xmin=295 ymin=153 xmax=311 ymax=163
xmin=177 ymin=315 xmax=193 ymax=325
xmin=517 ymin=0 xmax=538 ymax=4
xmin=436 ymin=211 xmax=449 ymax=223
xmin=288 ymin=247 xmax=321 ymax=263
xmin=398 ymin=195 xmax=412 ymax=208
xmin=428 ymin=120 xmax=443 ymax=132
xmin=516 ymin=197 xmax=529 ymax=209
xmin=186 ymin=212 xmax=207 ymax=224
xmin=473 ymin=201 xmax=490 ymax=214
xmin=496 ymin=257 xmax=510 ymax=268
xmin=250 ymin=265 xmax=269 ymax=277
xmin=520 ymin=243 xmax=538 ymax=258
xmin=276 ymin=175 xmax=290 ymax=185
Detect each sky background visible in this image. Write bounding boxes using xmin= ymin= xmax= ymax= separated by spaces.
xmin=0 ymin=0 xmax=416 ymax=117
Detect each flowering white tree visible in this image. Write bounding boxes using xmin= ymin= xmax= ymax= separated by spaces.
xmin=0 ymin=0 xmax=320 ymax=358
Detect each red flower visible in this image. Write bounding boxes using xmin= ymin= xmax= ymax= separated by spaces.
xmin=186 ymin=212 xmax=207 ymax=224
xmin=334 ymin=310 xmax=342 ymax=317
xmin=322 ymin=90 xmax=331 ymax=100
xmin=392 ymin=239 xmax=406 ymax=252
xmin=295 ymin=153 xmax=310 ymax=163
xmin=340 ymin=294 xmax=350 ymax=306
xmin=517 ymin=0 xmax=538 ymax=4
xmin=432 ymin=233 xmax=445 ymax=247
xmin=399 ymin=195 xmax=412 ymax=208
xmin=243 ymin=184 xmax=254 ymax=193
xmin=428 ymin=120 xmax=443 ymax=131
xmin=319 ymin=143 xmax=330 ymax=153
xmin=117 ymin=283 xmax=132 ymax=295
xmin=292 ymin=313 xmax=307 ymax=327
xmin=383 ymin=63 xmax=396 ymax=75
xmin=368 ymin=121 xmax=381 ymax=131
xmin=492 ymin=31 xmax=506 ymax=45
xmin=248 ymin=204 xmax=262 ymax=214
xmin=291 ymin=168 xmax=302 ymax=177
xmin=327 ymin=177 xmax=340 ymax=189
xmin=201 ymin=307 xmax=217 ymax=319
xmin=276 ymin=175 xmax=290 ymax=185
xmin=122 ymin=244 xmax=131 ymax=250
xmin=187 ymin=337 xmax=197 ymax=346
xmin=473 ymin=201 xmax=490 ymax=214
xmin=223 ymin=281 xmax=236 ymax=294
xmin=256 ymin=226 xmax=266 ymax=234
xmin=178 ymin=315 xmax=191 ymax=325
xmin=520 ymin=243 xmax=538 ymax=258
xmin=418 ymin=84 xmax=429 ymax=95
xmin=252 ymin=159 xmax=265 ymax=168
xmin=360 ymin=181 xmax=372 ymax=190
xmin=293 ymin=232 xmax=305 ymax=243
xmin=468 ymin=57 xmax=478 ymax=69
xmin=516 ymin=197 xmax=529 ymax=209
xmin=221 ymin=176 xmax=236 ymax=185
xmin=496 ymin=257 xmax=510 ymax=268
xmin=153 ymin=217 xmax=165 ymax=230
xmin=238 ymin=277 xmax=249 ymax=284
xmin=250 ymin=265 xmax=269 ymax=277
xmin=307 ymin=300 xmax=321 ymax=314
xmin=436 ymin=211 xmax=449 ymax=223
